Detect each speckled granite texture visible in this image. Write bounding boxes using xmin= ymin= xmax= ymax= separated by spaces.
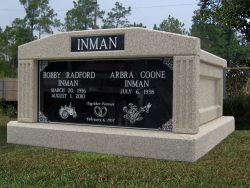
xmin=8 ymin=116 xmax=234 ymax=162
xmin=8 ymin=28 xmax=234 ymax=161
xmin=18 ymin=28 xmax=200 ymax=60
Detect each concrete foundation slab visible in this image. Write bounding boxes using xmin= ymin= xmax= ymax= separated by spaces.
xmin=7 ymin=116 xmax=234 ymax=162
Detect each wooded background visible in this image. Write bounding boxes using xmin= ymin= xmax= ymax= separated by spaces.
xmin=0 ymin=0 xmax=249 ymax=99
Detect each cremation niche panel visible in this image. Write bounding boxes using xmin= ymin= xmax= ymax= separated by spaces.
xmin=38 ymin=58 xmax=173 ymax=130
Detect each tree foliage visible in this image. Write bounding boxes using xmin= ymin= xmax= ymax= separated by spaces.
xmin=0 ymin=24 xmax=33 ymax=78
xmin=102 ymin=2 xmax=131 ymax=29
xmin=127 ymin=22 xmax=146 ymax=28
xmin=154 ymin=15 xmax=187 ymax=35
xmin=64 ymin=0 xmax=104 ymax=31
xmin=19 ymin=0 xmax=61 ymax=38
xmin=190 ymin=9 xmax=250 ymax=67
xmin=199 ymin=0 xmax=250 ymax=41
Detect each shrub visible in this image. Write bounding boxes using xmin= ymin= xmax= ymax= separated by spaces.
xmin=223 ymin=95 xmax=250 ymax=129
xmin=223 ymin=95 xmax=250 ymax=119
xmin=0 ymin=101 xmax=17 ymax=118
xmin=226 ymin=69 xmax=250 ymax=98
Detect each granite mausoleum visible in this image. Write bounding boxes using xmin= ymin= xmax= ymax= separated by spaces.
xmin=7 ymin=28 xmax=234 ymax=162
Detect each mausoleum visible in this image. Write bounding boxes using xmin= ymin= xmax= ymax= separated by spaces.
xmin=7 ymin=28 xmax=234 ymax=162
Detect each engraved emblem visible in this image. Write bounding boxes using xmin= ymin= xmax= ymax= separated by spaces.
xmin=59 ymin=102 xmax=77 ymax=119
xmin=123 ymin=103 xmax=152 ymax=124
xmin=94 ymin=106 xmax=107 ymax=117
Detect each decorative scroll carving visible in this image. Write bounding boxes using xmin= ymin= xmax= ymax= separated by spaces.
xmin=160 ymin=119 xmax=172 ymax=131
xmin=39 ymin=61 xmax=49 ymax=72
xmin=39 ymin=112 xmax=49 ymax=122
xmin=161 ymin=58 xmax=173 ymax=70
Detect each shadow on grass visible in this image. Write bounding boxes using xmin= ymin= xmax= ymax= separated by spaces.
xmin=235 ymin=118 xmax=250 ymax=130
xmin=0 ymin=125 xmax=7 ymax=143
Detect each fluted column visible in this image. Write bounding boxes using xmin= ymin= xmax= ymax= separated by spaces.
xmin=172 ymin=56 xmax=200 ymax=134
xmin=18 ymin=60 xmax=38 ymax=122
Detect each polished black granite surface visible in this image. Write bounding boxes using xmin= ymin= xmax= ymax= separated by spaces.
xmin=38 ymin=58 xmax=173 ymax=129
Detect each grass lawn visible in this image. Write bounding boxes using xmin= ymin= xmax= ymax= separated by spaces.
xmin=1 ymin=117 xmax=250 ymax=187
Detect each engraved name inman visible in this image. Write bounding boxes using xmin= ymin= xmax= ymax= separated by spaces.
xmin=71 ymin=35 xmax=124 ymax=52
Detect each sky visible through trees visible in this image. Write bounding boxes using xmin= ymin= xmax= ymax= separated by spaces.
xmin=0 ymin=0 xmax=198 ymax=33
xmin=0 ymin=0 xmax=249 ymax=78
